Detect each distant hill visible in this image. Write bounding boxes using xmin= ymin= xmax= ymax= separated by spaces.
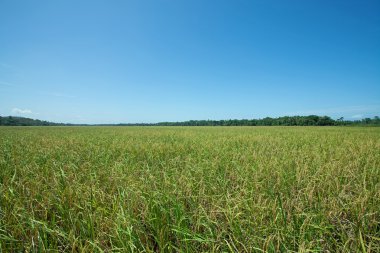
xmin=1 ymin=115 xmax=379 ymax=126
xmin=0 ymin=116 xmax=66 ymax=126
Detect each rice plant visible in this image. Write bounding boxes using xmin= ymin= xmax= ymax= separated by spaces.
xmin=0 ymin=126 xmax=379 ymax=252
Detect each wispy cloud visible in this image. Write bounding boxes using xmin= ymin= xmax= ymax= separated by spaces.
xmin=0 ymin=62 xmax=12 ymax=69
xmin=11 ymin=108 xmax=33 ymax=114
xmin=351 ymin=114 xmax=363 ymax=119
xmin=51 ymin=92 xmax=75 ymax=99
xmin=0 ymin=81 xmax=16 ymax=87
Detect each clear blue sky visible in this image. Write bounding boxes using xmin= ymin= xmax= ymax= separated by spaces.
xmin=1 ymin=0 xmax=379 ymax=124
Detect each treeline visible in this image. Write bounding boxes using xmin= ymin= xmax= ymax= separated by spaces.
xmin=1 ymin=115 xmax=380 ymax=126
xmin=154 ymin=115 xmax=380 ymax=126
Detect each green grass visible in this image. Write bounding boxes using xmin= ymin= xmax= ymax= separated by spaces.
xmin=0 ymin=126 xmax=379 ymax=252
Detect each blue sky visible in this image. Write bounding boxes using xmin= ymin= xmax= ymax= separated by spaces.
xmin=1 ymin=0 xmax=379 ymax=124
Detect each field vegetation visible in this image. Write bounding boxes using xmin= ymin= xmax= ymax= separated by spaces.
xmin=0 ymin=126 xmax=379 ymax=252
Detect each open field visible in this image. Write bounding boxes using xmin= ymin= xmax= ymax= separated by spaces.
xmin=0 ymin=126 xmax=379 ymax=252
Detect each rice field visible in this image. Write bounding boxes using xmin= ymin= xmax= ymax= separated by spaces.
xmin=0 ymin=126 xmax=379 ymax=252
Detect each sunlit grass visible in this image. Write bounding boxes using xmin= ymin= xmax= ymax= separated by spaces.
xmin=0 ymin=126 xmax=379 ymax=252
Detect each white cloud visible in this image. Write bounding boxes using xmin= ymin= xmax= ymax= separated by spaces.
xmin=11 ymin=108 xmax=33 ymax=114
xmin=351 ymin=114 xmax=363 ymax=119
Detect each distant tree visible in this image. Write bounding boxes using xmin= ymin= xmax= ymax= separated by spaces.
xmin=362 ymin=118 xmax=372 ymax=124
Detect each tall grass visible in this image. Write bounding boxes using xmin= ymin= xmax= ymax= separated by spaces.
xmin=0 ymin=126 xmax=379 ymax=252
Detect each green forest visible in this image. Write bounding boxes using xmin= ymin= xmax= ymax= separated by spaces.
xmin=1 ymin=115 xmax=379 ymax=126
